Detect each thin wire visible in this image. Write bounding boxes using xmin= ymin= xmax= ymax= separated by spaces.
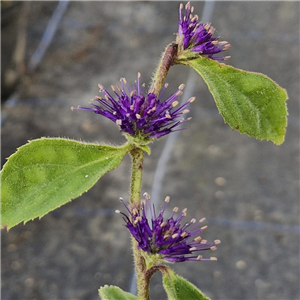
xmin=28 ymin=1 xmax=70 ymax=71
xmin=150 ymin=70 xmax=197 ymax=205
xmin=53 ymin=208 xmax=300 ymax=235
xmin=150 ymin=1 xmax=215 ymax=212
xmin=2 ymin=2 xmax=69 ymax=124
xmin=129 ymin=1 xmax=216 ymax=295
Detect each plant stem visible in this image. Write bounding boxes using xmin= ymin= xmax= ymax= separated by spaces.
xmin=132 ymin=238 xmax=149 ymax=300
xmin=148 ymin=42 xmax=178 ymax=96
xmin=129 ymin=147 xmax=144 ymax=205
xmin=130 ymin=147 xmax=149 ymax=300
xmin=129 ymin=43 xmax=177 ymax=300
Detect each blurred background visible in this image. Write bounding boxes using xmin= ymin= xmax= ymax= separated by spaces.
xmin=1 ymin=1 xmax=299 ymax=299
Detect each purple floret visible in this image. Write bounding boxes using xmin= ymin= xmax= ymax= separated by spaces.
xmin=73 ymin=73 xmax=194 ymax=143
xmin=116 ymin=193 xmax=220 ymax=263
xmin=177 ymin=2 xmax=230 ymax=61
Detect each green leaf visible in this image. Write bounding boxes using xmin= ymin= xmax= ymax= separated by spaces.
xmin=183 ymin=58 xmax=288 ymax=145
xmin=138 ymin=144 xmax=151 ymax=155
xmin=1 ymin=138 xmax=132 ymax=230
xmin=162 ymin=267 xmax=211 ymax=300
xmin=99 ymin=285 xmax=138 ymax=300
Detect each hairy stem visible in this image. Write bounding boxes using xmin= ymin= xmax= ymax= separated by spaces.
xmin=128 ymin=43 xmax=178 ymax=300
xmin=130 ymin=147 xmax=149 ymax=299
xmin=129 ymin=147 xmax=144 ymax=205
xmin=149 ymin=42 xmax=178 ymax=96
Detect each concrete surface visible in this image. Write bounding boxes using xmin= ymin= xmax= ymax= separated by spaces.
xmin=1 ymin=2 xmax=299 ymax=300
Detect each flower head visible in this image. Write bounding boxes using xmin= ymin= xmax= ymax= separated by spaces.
xmin=116 ymin=193 xmax=220 ymax=263
xmin=177 ymin=2 xmax=230 ymax=61
xmin=73 ymin=73 xmax=194 ymax=144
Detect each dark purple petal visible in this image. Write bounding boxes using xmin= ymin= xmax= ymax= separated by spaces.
xmin=116 ymin=193 xmax=220 ymax=263
xmin=177 ymin=2 xmax=230 ymax=61
xmin=73 ymin=73 xmax=193 ymax=143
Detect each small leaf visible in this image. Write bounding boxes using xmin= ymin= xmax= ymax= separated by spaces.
xmin=162 ymin=267 xmax=211 ymax=300
xmin=1 ymin=138 xmax=132 ymax=230
xmin=183 ymin=58 xmax=288 ymax=145
xmin=99 ymin=285 xmax=138 ymax=300
xmin=138 ymin=144 xmax=151 ymax=155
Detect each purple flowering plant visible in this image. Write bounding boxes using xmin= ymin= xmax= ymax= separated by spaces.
xmin=1 ymin=2 xmax=288 ymax=300
xmin=73 ymin=74 xmax=194 ymax=144
xmin=177 ymin=2 xmax=230 ymax=61
xmin=117 ymin=193 xmax=220 ymax=264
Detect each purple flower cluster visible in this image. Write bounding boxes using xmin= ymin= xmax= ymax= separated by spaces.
xmin=116 ymin=193 xmax=220 ymax=263
xmin=73 ymin=73 xmax=194 ymax=143
xmin=177 ymin=2 xmax=230 ymax=61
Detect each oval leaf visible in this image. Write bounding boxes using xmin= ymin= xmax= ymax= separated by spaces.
xmin=1 ymin=138 xmax=131 ymax=230
xmin=162 ymin=267 xmax=210 ymax=300
xmin=183 ymin=58 xmax=288 ymax=145
xmin=99 ymin=285 xmax=138 ymax=300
